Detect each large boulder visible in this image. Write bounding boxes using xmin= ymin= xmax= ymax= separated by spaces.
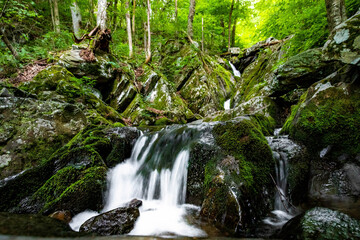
xmin=199 ymin=117 xmax=275 ymax=236
xmin=79 ymin=207 xmax=140 ymax=235
xmin=282 ymin=65 xmax=360 ymax=217
xmin=277 ymin=207 xmax=360 ymax=240
xmin=323 ymin=10 xmax=360 ymax=65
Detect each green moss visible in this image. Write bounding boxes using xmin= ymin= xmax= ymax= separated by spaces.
xmin=212 ymin=119 xmax=274 ymax=192
xmin=282 ymin=82 xmax=360 ymax=157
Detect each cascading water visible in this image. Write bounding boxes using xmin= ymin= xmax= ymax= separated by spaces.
xmin=263 ymin=129 xmax=301 ymax=227
xmin=70 ymin=124 xmax=208 ymax=237
xmin=224 ymin=99 xmax=231 ymax=110
xmin=229 ymin=61 xmax=241 ymax=77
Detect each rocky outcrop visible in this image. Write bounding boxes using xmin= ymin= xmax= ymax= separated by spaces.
xmin=79 ymin=207 xmax=140 ymax=235
xmin=278 ymin=207 xmax=360 ymax=240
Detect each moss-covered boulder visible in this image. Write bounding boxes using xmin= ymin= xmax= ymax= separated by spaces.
xmin=282 ymin=65 xmax=360 ymax=217
xmin=160 ymin=40 xmax=237 ymax=117
xmin=323 ymin=11 xmax=360 ymax=65
xmin=277 ymin=207 xmax=360 ymax=240
xmin=0 ymin=82 xmax=87 ymax=179
xmin=58 ymin=48 xmax=117 ymax=83
xmin=200 ymin=117 xmax=275 ymax=236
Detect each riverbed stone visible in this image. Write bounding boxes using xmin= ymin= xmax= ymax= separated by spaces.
xmin=277 ymin=207 xmax=360 ymax=240
xmin=79 ymin=207 xmax=140 ymax=235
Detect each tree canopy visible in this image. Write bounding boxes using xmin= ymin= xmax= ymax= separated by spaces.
xmin=0 ymin=0 xmax=359 ymax=75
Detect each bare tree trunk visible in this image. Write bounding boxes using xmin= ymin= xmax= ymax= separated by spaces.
xmin=201 ymin=17 xmax=204 ymax=51
xmin=187 ymin=0 xmax=196 ymax=39
xmin=145 ymin=0 xmax=151 ymax=63
xmin=53 ymin=0 xmax=60 ymax=33
xmin=49 ymin=0 xmax=55 ymax=31
xmin=1 ymin=29 xmax=19 ymax=60
xmin=70 ymin=0 xmax=82 ymax=38
xmin=144 ymin=22 xmax=147 ymax=52
xmin=325 ymin=0 xmax=346 ymax=32
xmin=132 ymin=0 xmax=136 ymax=36
xmin=97 ymin=0 xmax=107 ymax=30
xmin=228 ymin=0 xmax=235 ymax=51
xmin=126 ymin=1 xmax=133 ymax=58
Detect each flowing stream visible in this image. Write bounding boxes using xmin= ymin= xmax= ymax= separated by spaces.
xmin=70 ymin=125 xmax=208 ymax=237
xmin=229 ymin=61 xmax=241 ymax=77
xmin=263 ymin=129 xmax=301 ymax=227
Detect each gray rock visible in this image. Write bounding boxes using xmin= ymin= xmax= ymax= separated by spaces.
xmin=79 ymin=207 xmax=140 ymax=235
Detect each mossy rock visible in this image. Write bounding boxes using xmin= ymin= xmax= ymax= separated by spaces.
xmin=277 ymin=207 xmax=360 ymax=240
xmin=323 ymin=11 xmax=360 ymax=65
xmin=282 ymin=71 xmax=360 ymax=158
xmin=34 ymin=166 xmax=108 ymax=215
xmin=200 ymin=117 xmax=275 ymax=236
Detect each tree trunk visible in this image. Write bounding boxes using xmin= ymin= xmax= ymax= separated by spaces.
xmin=1 ymin=30 xmax=19 ymax=60
xmin=228 ymin=0 xmax=235 ymax=51
xmin=231 ymin=16 xmax=237 ymax=46
xmin=112 ymin=0 xmax=118 ymax=29
xmin=325 ymin=0 xmax=346 ymax=32
xmin=89 ymin=0 xmax=95 ymax=26
xmin=145 ymin=0 xmax=151 ymax=63
xmin=126 ymin=1 xmax=133 ymax=58
xmin=53 ymin=0 xmax=60 ymax=33
xmin=175 ymin=0 xmax=178 ymax=23
xmin=97 ymin=0 xmax=107 ymax=30
xmin=201 ymin=17 xmax=204 ymax=51
xmin=70 ymin=0 xmax=82 ymax=38
xmin=187 ymin=0 xmax=196 ymax=39
xmin=132 ymin=0 xmax=136 ymax=36
xmin=49 ymin=0 xmax=55 ymax=31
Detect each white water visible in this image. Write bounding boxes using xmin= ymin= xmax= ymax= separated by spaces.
xmin=224 ymin=99 xmax=231 ymax=110
xmin=70 ymin=127 xmax=206 ymax=237
xmin=264 ymin=129 xmax=300 ymax=227
xmin=229 ymin=61 xmax=241 ymax=77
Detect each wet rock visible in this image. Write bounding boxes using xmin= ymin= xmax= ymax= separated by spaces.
xmin=277 ymin=207 xmax=360 ymax=240
xmin=49 ymin=210 xmax=72 ymax=223
xmin=0 ymin=212 xmax=81 ymax=237
xmin=126 ymin=198 xmax=142 ymax=208
xmin=79 ymin=207 xmax=140 ymax=235
xmin=200 ymin=117 xmax=275 ymax=236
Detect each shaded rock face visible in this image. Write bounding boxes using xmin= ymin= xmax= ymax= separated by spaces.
xmin=277 ymin=207 xmax=360 ymax=240
xmin=79 ymin=207 xmax=140 ymax=235
xmin=323 ymin=11 xmax=360 ymax=65
xmin=0 ymin=212 xmax=81 ymax=237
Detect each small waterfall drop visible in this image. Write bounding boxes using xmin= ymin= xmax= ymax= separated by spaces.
xmin=229 ymin=61 xmax=241 ymax=77
xmin=70 ymin=125 xmax=208 ymax=237
xmin=264 ymin=129 xmax=300 ymax=227
xmin=224 ymin=99 xmax=231 ymax=110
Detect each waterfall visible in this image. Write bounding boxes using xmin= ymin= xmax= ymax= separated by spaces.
xmin=229 ymin=61 xmax=241 ymax=77
xmin=70 ymin=125 xmax=207 ymax=237
xmin=263 ymin=129 xmax=300 ymax=227
xmin=224 ymin=99 xmax=231 ymax=110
